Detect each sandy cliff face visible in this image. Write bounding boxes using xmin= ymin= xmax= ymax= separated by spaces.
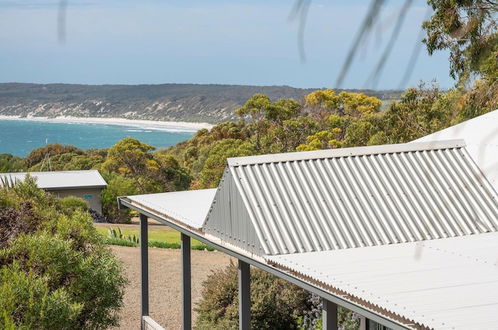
xmin=0 ymin=83 xmax=401 ymax=123
xmin=0 ymin=99 xmax=239 ymax=123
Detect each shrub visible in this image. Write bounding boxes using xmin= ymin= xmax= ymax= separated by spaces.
xmin=58 ymin=196 xmax=88 ymax=216
xmin=101 ymin=173 xmax=138 ymax=223
xmin=195 ymin=262 xmax=310 ymax=330
xmin=195 ymin=262 xmax=361 ymax=330
xmin=0 ymin=177 xmax=127 ymax=329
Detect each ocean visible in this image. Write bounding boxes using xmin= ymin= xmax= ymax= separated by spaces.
xmin=0 ymin=119 xmax=196 ymax=157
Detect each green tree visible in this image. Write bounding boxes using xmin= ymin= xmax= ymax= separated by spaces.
xmin=262 ymin=117 xmax=320 ymax=153
xmin=423 ymin=0 xmax=498 ymax=81
xmin=24 ymin=144 xmax=84 ymax=169
xmin=0 ymin=177 xmax=126 ymax=329
xmin=102 ymin=138 xmax=191 ymax=193
xmin=236 ymin=94 xmax=303 ymax=149
xmin=381 ymin=84 xmax=448 ymax=143
xmin=198 ymin=139 xmax=256 ymax=188
xmin=305 ymin=89 xmax=381 ymax=119
xmin=101 ymin=173 xmax=138 ymax=223
xmin=101 ymin=138 xmax=157 ymax=179
xmin=0 ymin=154 xmax=24 ymax=172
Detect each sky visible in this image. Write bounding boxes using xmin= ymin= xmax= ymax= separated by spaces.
xmin=0 ymin=0 xmax=454 ymax=90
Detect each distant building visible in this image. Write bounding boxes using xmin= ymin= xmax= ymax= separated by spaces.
xmin=0 ymin=170 xmax=107 ymax=214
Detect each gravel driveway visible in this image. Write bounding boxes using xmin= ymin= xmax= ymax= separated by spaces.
xmin=110 ymin=246 xmax=232 ymax=330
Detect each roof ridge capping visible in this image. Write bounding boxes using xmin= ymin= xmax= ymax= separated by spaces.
xmin=228 ymin=139 xmax=467 ymax=167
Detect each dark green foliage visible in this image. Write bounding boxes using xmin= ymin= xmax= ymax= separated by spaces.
xmin=58 ymin=196 xmax=89 ymax=216
xmin=199 ymin=139 xmax=256 ymax=188
xmin=101 ymin=174 xmax=138 ymax=223
xmin=24 ymin=144 xmax=84 ymax=169
xmin=423 ymin=0 xmax=497 ymax=81
xmin=0 ymin=154 xmax=24 ymax=172
xmin=101 ymin=137 xmax=191 ymax=193
xmin=0 ymin=178 xmax=126 ymax=329
xmin=195 ymin=262 xmax=310 ymax=330
xmin=0 ymin=201 xmax=42 ymax=249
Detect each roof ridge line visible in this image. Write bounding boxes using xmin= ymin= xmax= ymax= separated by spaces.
xmin=228 ymin=139 xmax=466 ymax=167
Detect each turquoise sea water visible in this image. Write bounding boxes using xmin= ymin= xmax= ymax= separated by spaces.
xmin=0 ymin=120 xmax=195 ymax=157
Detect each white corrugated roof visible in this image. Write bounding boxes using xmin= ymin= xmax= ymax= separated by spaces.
xmin=0 ymin=170 xmax=107 ymax=190
xmin=267 ymin=231 xmax=498 ymax=330
xmin=123 ymin=189 xmax=217 ymax=230
xmin=414 ymin=109 xmax=498 ymax=191
xmin=118 ymin=136 xmax=498 ymax=329
xmin=223 ymin=140 xmax=498 ymax=255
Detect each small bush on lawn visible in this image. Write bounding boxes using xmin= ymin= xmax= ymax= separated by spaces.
xmin=106 ymin=237 xmax=138 ymax=247
xmin=148 ymin=240 xmax=181 ymax=249
xmin=195 ymin=262 xmax=310 ymax=330
xmin=192 ymin=244 xmax=215 ymax=251
xmin=0 ymin=177 xmax=127 ymax=329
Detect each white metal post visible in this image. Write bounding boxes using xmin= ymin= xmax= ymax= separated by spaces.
xmin=181 ymin=233 xmax=192 ymax=330
xmin=323 ymin=299 xmax=338 ymax=330
xmin=140 ymin=214 xmax=149 ymax=329
xmin=238 ymin=259 xmax=251 ymax=330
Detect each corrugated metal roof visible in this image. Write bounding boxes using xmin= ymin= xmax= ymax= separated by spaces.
xmin=204 ymin=169 xmax=264 ymax=254
xmin=227 ymin=140 xmax=498 ymax=255
xmin=414 ymin=109 xmax=498 ymax=191
xmin=122 ymin=189 xmax=217 ymax=230
xmin=0 ymin=170 xmax=107 ymax=189
xmin=267 ymin=231 xmax=498 ymax=330
xmin=118 ymin=137 xmax=498 ymax=329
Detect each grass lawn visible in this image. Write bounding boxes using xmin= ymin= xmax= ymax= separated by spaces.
xmin=95 ymin=226 xmax=206 ymax=248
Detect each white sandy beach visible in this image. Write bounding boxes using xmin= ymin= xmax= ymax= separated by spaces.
xmin=0 ymin=115 xmax=213 ymax=132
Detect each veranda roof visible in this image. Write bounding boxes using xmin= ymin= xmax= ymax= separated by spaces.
xmin=268 ymin=231 xmax=498 ymax=330
xmin=119 ymin=138 xmax=498 ymax=330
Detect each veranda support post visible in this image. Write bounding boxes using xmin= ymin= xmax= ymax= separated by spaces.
xmin=238 ymin=259 xmax=251 ymax=330
xmin=140 ymin=214 xmax=149 ymax=329
xmin=323 ymin=299 xmax=338 ymax=330
xmin=181 ymin=233 xmax=192 ymax=330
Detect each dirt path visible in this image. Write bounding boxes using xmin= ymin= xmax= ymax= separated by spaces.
xmin=110 ymin=246 xmax=232 ymax=330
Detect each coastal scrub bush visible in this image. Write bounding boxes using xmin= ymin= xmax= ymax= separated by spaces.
xmin=24 ymin=144 xmax=84 ymax=169
xmin=195 ymin=262 xmax=310 ymax=330
xmin=0 ymin=153 xmax=24 ymax=172
xmin=195 ymin=262 xmax=362 ymax=330
xmin=58 ymin=196 xmax=88 ymax=215
xmin=0 ymin=177 xmax=126 ymax=329
xmin=101 ymin=173 xmax=138 ymax=223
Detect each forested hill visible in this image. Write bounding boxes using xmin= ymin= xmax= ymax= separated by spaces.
xmin=0 ymin=83 xmax=402 ymax=123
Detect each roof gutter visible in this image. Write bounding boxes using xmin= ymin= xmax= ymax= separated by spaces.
xmin=43 ymin=185 xmax=107 ymax=191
